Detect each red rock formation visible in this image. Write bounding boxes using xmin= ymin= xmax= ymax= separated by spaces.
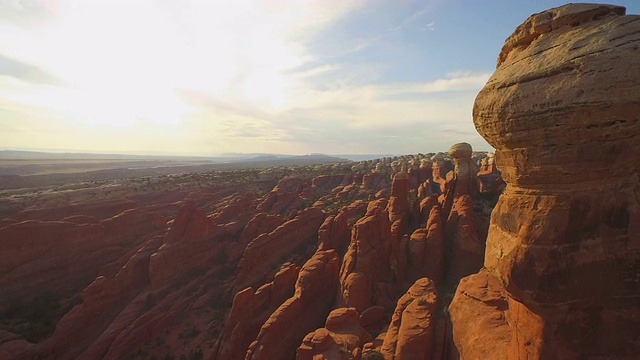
xmin=449 ymin=269 xmax=510 ymax=359
xmin=336 ymin=184 xmax=360 ymax=199
xmin=9 ymin=193 xmax=257 ymax=359
xmin=102 ymin=208 xmax=166 ymax=240
xmin=342 ymin=200 xmax=369 ymax=224
xmin=380 ymin=278 xmax=438 ymax=360
xmin=407 ymin=205 xmax=444 ymax=285
xmin=235 ymin=207 xmax=325 ymax=292
xmin=9 ymin=197 xmax=139 ymax=222
xmin=452 ymin=4 xmax=640 ymax=358
xmin=317 ymin=211 xmax=351 ymax=255
xmin=359 ymin=305 xmax=386 ymax=333
xmin=388 ymin=172 xmax=409 ymax=225
xmin=61 ymin=215 xmax=100 ymax=224
xmin=35 ymin=238 xmax=160 ymax=359
xmin=237 ymin=213 xmax=285 ymax=245
xmin=213 ymin=263 xmax=300 ymax=360
xmin=362 ymin=172 xmax=386 ymax=192
xmin=339 ymin=199 xmax=392 ymax=313
xmin=430 ymin=155 xmax=448 ymax=194
xmin=257 ymin=177 xmax=310 ymax=214
xmin=0 ymin=330 xmax=32 ymax=359
xmin=477 ymin=153 xmax=505 ymax=195
xmin=297 ymin=307 xmax=371 ymax=360
xmin=444 ymin=195 xmax=484 ymax=283
xmin=448 ymin=143 xmax=477 ymax=198
xmin=418 ymin=159 xmax=432 ymax=184
xmin=226 ymin=212 xmax=285 ymax=261
xmin=312 ymin=174 xmax=348 ymax=191
xmin=0 ymin=150 xmax=508 ymax=359
xmin=0 ymin=207 xmax=165 ymax=304
xmin=163 ymin=200 xmax=213 ymax=244
xmin=417 ymin=193 xmax=439 ymax=226
xmin=212 ymin=192 xmax=255 ymax=224
xmin=245 ymin=250 xmax=340 ymax=360
xmin=361 ymin=172 xmax=376 ymax=188
xmin=148 ymin=201 xmax=223 ymax=289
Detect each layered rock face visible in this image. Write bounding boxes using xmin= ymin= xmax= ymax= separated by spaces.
xmin=245 ymin=250 xmax=340 ymax=360
xmin=447 ymin=143 xmax=476 ymax=199
xmin=477 ymin=153 xmax=504 ymax=194
xmin=451 ymin=4 xmax=640 ymax=358
xmin=212 ymin=263 xmax=300 ymax=360
xmin=449 ymin=269 xmax=510 ymax=358
xmin=338 ymin=199 xmax=392 ymax=313
xmin=0 ymin=208 xmax=165 ymax=303
xmin=407 ymin=204 xmax=444 ymax=285
xmin=380 ymin=278 xmax=438 ymax=360
xmin=234 ymin=207 xmax=325 ymax=292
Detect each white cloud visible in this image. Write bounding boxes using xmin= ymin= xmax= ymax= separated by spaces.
xmin=421 ymin=21 xmax=436 ymax=31
xmin=279 ymin=71 xmax=491 ymax=127
xmin=0 ymin=0 xmax=493 ymax=156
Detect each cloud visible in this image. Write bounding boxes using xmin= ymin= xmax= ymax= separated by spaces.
xmin=369 ymin=72 xmax=491 ymax=96
xmin=238 ymin=70 xmax=493 ymax=153
xmin=282 ymin=71 xmax=490 ymax=122
xmin=173 ymin=69 xmax=492 ymax=155
xmin=0 ymin=53 xmax=63 ymax=85
xmin=0 ymin=0 xmax=493 ymax=156
xmin=421 ymin=21 xmax=436 ymax=31
xmin=0 ymin=0 xmax=57 ymax=27
xmin=392 ymin=4 xmax=436 ymax=32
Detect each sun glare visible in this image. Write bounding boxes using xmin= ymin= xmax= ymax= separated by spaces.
xmin=0 ymin=0 xmax=496 ymax=155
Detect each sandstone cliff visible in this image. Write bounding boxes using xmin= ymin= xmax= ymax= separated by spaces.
xmin=451 ymin=3 xmax=640 ymax=358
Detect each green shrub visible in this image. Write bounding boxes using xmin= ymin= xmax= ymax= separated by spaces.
xmin=1 ymin=292 xmax=62 ymax=343
xmin=363 ymin=350 xmax=385 ymax=360
xmin=145 ymin=294 xmax=156 ymax=309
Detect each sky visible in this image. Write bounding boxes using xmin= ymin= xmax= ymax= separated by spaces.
xmin=1 ymin=0 xmax=638 ymax=156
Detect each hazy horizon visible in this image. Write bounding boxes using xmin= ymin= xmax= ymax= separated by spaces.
xmin=0 ymin=147 xmax=398 ymax=160
xmin=2 ymin=0 xmax=638 ymax=156
xmin=0 ymin=145 xmax=445 ymax=158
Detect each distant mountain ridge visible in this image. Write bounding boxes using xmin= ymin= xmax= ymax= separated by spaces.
xmin=0 ymin=150 xmax=360 ymax=162
xmin=0 ymin=150 xmax=352 ymax=180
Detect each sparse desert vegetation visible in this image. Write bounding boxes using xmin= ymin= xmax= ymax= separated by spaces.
xmin=0 ymin=146 xmax=503 ymax=359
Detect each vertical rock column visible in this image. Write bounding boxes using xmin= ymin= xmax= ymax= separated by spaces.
xmin=448 ymin=142 xmax=477 ymax=199
xmin=453 ymin=4 xmax=640 ymax=358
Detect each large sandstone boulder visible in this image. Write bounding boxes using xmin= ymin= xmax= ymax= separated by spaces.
xmin=449 ymin=269 xmax=511 ymax=359
xmin=297 ymin=307 xmax=371 ymax=360
xmin=448 ymin=142 xmax=477 ymax=198
xmin=452 ymin=3 xmax=640 ymax=358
